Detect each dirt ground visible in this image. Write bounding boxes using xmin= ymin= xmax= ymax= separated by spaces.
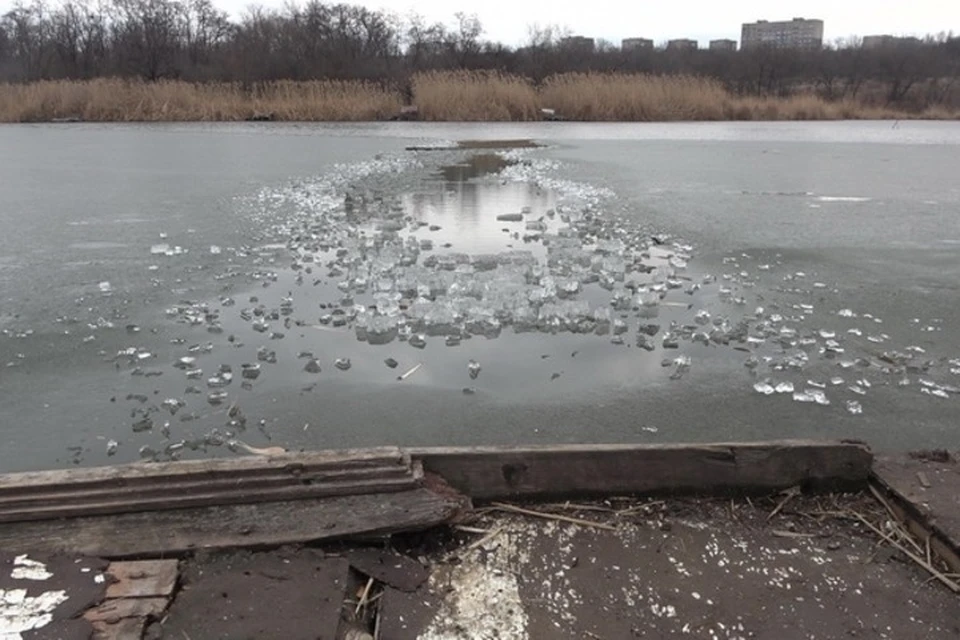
xmin=5 ymin=480 xmax=958 ymax=639
xmin=375 ymin=493 xmax=960 ymax=640
xmin=131 ymin=491 xmax=959 ymax=640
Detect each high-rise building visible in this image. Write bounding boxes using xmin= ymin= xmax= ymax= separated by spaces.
xmin=709 ymin=39 xmax=738 ymax=51
xmin=560 ymin=36 xmax=596 ymax=52
xmin=666 ymin=39 xmax=699 ymax=51
xmin=741 ymin=18 xmax=824 ymax=50
xmin=622 ymin=38 xmax=654 ymax=51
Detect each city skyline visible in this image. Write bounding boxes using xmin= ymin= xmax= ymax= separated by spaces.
xmin=198 ymin=0 xmax=958 ymax=47
xmin=1 ymin=0 xmax=957 ymax=48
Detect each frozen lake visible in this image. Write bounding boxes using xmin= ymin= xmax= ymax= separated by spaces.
xmin=1 ymin=121 xmax=959 ymax=471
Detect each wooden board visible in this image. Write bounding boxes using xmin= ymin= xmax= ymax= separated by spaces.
xmin=871 ymin=455 xmax=960 ymax=570
xmin=0 ymin=449 xmax=418 ymax=523
xmin=0 ymin=488 xmax=462 ymax=557
xmin=411 ymin=440 xmax=873 ymax=500
xmin=105 ymin=560 xmax=179 ymax=599
xmin=0 ymin=446 xmax=406 ymax=490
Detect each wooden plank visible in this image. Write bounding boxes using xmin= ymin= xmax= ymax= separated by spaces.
xmin=0 ymin=446 xmax=406 ymax=491
xmin=105 ymin=560 xmax=179 ymax=599
xmin=91 ymin=617 xmax=146 ymax=640
xmin=83 ymin=597 xmax=168 ymax=622
xmin=0 ymin=452 xmax=420 ymax=524
xmin=0 ymin=462 xmax=411 ymax=504
xmin=411 ymin=440 xmax=872 ymax=500
xmin=871 ymin=455 xmax=960 ymax=569
xmin=0 ymin=471 xmax=421 ymax=523
xmin=0 ymin=488 xmax=462 ymax=557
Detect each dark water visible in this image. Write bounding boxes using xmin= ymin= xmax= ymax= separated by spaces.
xmin=2 ymin=121 xmax=960 ymax=472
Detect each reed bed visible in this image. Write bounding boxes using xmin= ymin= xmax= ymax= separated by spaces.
xmin=411 ymin=70 xmax=539 ymax=121
xmin=1 ymin=73 xmax=957 ymax=122
xmin=0 ymin=78 xmax=401 ymax=122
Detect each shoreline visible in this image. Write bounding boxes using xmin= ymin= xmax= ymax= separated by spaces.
xmin=3 ymin=74 xmax=959 ymax=124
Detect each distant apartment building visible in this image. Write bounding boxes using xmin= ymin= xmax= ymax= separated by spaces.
xmin=741 ymin=18 xmax=824 ymax=50
xmin=621 ymin=37 xmax=654 ymax=51
xmin=560 ymin=36 xmax=596 ymax=52
xmin=666 ymin=39 xmax=699 ymax=51
xmin=709 ymin=39 xmax=738 ymax=51
xmin=862 ymin=34 xmax=922 ymax=49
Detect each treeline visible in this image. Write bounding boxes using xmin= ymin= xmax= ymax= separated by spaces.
xmin=2 ymin=0 xmax=959 ymax=110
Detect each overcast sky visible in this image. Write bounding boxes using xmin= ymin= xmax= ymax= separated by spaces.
xmin=209 ymin=0 xmax=959 ymax=47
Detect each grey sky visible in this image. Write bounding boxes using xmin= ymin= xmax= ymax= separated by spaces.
xmin=215 ymin=0 xmax=959 ymax=47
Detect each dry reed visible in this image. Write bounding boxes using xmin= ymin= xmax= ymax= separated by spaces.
xmin=411 ymin=70 xmax=539 ymax=121
xmin=540 ymin=73 xmax=729 ymax=121
xmin=1 ymin=73 xmax=958 ymax=123
xmin=0 ymin=78 xmax=401 ymax=122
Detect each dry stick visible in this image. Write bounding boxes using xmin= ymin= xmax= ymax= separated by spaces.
xmin=454 ymin=525 xmax=491 ymax=535
xmin=490 ymin=502 xmax=617 ymax=531
xmin=464 ymin=526 xmax=505 ymax=552
xmin=541 ymin=502 xmax=618 ymax=513
xmin=848 ymin=510 xmax=960 ymax=593
xmin=771 ymin=529 xmax=816 ymax=539
xmin=868 ymin=484 xmax=926 ymax=556
xmin=355 ymin=577 xmax=375 ymax=616
xmin=615 ymin=501 xmax=667 ymax=517
xmin=397 ymin=362 xmax=422 ymax=381
xmin=767 ymin=486 xmax=800 ymax=521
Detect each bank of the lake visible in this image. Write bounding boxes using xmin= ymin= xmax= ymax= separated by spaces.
xmin=2 ymin=73 xmax=959 ymax=123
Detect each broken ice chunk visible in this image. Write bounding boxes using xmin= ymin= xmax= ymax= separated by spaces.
xmin=753 ymin=381 xmax=775 ymax=395
xmin=845 ymin=400 xmax=863 ymax=415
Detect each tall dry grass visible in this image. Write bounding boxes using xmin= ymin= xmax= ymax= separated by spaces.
xmin=411 ymin=71 xmax=539 ymax=121
xmin=1 ymin=73 xmax=958 ymax=122
xmin=0 ymin=78 xmax=401 ymax=122
xmin=540 ymin=73 xmax=729 ymax=121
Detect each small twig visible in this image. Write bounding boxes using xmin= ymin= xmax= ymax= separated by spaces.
xmin=541 ymin=502 xmax=618 ymax=513
xmin=847 ymin=510 xmax=960 ymax=593
xmin=868 ymin=484 xmax=925 ymax=556
xmin=464 ymin=526 xmax=505 ymax=552
xmin=355 ymin=577 xmax=375 ymax=616
xmin=615 ymin=501 xmax=666 ymax=517
xmin=771 ymin=529 xmax=816 ymax=539
xmin=767 ymin=486 xmax=800 ymax=521
xmin=397 ymin=362 xmax=422 ymax=381
xmin=584 ymin=632 xmax=604 ymax=639
xmin=490 ymin=502 xmax=617 ymax=531
xmin=454 ymin=525 xmax=491 ymax=534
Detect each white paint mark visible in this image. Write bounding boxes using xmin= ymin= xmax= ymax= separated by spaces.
xmin=10 ymin=556 xmax=52 ymax=582
xmin=0 ymin=588 xmax=69 ymax=639
xmin=418 ymin=563 xmax=528 ymax=640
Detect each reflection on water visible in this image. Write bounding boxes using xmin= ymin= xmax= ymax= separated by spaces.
xmin=402 ymin=154 xmax=557 ymax=256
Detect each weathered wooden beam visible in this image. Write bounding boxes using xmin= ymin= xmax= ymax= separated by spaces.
xmin=0 ymin=488 xmax=463 ymax=557
xmin=871 ymin=455 xmax=960 ymax=572
xmin=0 ymin=449 xmax=419 ymax=523
xmin=411 ymin=440 xmax=873 ymax=500
xmin=0 ymin=446 xmax=407 ymax=490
